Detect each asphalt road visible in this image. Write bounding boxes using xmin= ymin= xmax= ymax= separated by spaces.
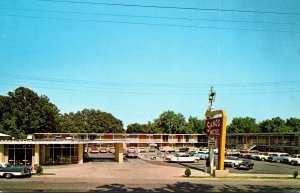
xmin=0 ymin=175 xmax=299 ymax=192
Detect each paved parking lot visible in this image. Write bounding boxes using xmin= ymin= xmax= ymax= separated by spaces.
xmin=138 ymin=152 xmax=300 ymax=176
xmin=43 ymin=158 xmax=210 ymax=179
xmin=0 ymin=159 xmax=299 ymax=192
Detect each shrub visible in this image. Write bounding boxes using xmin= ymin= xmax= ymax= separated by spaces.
xmin=293 ymin=171 xmax=298 ymax=179
xmin=185 ymin=167 xmax=191 ymax=177
xmin=36 ymin=165 xmax=43 ymax=175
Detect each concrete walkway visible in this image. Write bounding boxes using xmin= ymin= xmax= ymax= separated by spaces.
xmin=42 ymin=159 xmax=211 ymax=180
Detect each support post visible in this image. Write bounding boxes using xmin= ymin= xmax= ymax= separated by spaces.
xmin=78 ymin=144 xmax=83 ymax=164
xmin=0 ymin=144 xmax=4 ymax=162
xmin=34 ymin=144 xmax=40 ymax=166
xmin=205 ymin=110 xmax=227 ymax=171
xmin=41 ymin=145 xmax=45 ymax=165
xmin=114 ymin=143 xmax=123 ymax=163
xmin=209 ymin=147 xmax=214 ymax=174
xmin=218 ymin=110 xmax=226 ymax=170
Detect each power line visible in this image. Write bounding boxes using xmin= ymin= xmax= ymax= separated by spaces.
xmin=2 ymin=79 xmax=300 ymax=96
xmin=1 ymin=7 xmax=299 ymax=26
xmin=1 ymin=73 xmax=299 ymax=91
xmin=36 ymin=0 xmax=300 ymax=16
xmin=1 ymin=13 xmax=299 ymax=34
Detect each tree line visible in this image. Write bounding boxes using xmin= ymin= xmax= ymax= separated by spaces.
xmin=0 ymin=87 xmax=299 ymax=139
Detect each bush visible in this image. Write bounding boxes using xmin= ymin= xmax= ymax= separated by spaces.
xmin=36 ymin=165 xmax=43 ymax=175
xmin=293 ymin=171 xmax=298 ymax=179
xmin=185 ymin=167 xmax=191 ymax=177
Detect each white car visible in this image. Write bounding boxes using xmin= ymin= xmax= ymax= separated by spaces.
xmin=224 ymin=156 xmax=244 ymax=167
xmin=138 ymin=147 xmax=146 ymax=153
xmin=126 ymin=147 xmax=138 ymax=158
xmin=282 ymin=154 xmax=300 ymax=164
xmin=291 ymin=158 xmax=300 ymax=165
xmin=194 ymin=151 xmax=209 ymax=160
xmin=251 ymin=152 xmax=271 ymax=161
xmin=165 ymin=153 xmax=200 ymax=163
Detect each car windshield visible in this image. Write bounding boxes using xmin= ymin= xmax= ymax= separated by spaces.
xmin=241 ymin=160 xmax=251 ymax=164
xmin=5 ymin=163 xmax=13 ymax=167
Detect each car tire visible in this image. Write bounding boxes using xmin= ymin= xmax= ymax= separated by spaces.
xmin=5 ymin=173 xmax=13 ymax=179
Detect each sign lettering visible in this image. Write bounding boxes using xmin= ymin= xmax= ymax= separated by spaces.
xmin=206 ymin=117 xmax=222 ymax=137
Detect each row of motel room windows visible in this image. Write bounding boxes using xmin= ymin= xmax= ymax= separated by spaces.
xmin=33 ymin=134 xmax=197 ymax=143
xmin=4 ymin=144 xmax=79 ymax=166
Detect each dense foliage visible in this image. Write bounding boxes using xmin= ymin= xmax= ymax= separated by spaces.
xmin=227 ymin=116 xmax=300 ymax=133
xmin=59 ymin=109 xmax=124 ymax=133
xmin=227 ymin=117 xmax=259 ymax=133
xmin=126 ymin=113 xmax=205 ymax=134
xmin=0 ymin=87 xmax=299 ymax=138
xmin=0 ymin=87 xmax=60 ymax=138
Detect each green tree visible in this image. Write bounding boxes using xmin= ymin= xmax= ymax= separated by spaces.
xmin=227 ymin=117 xmax=259 ymax=133
xmin=0 ymin=87 xmax=60 ymax=138
xmin=126 ymin=123 xmax=148 ymax=133
xmin=153 ymin=111 xmax=186 ymax=134
xmin=146 ymin=121 xmax=162 ymax=133
xmin=259 ymin=117 xmax=293 ymax=133
xmin=59 ymin=109 xmax=124 ymax=133
xmin=184 ymin=116 xmax=205 ymax=134
xmin=286 ymin=118 xmax=300 ymax=132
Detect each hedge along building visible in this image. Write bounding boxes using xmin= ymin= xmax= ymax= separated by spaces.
xmin=0 ymin=134 xmax=130 ymax=167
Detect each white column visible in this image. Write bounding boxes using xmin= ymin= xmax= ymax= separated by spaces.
xmin=34 ymin=144 xmax=40 ymax=166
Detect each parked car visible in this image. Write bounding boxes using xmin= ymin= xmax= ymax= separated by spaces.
xmin=0 ymin=162 xmax=31 ymax=179
xmin=239 ymin=150 xmax=259 ymax=159
xmin=251 ymin=152 xmax=272 ymax=161
xmin=159 ymin=147 xmax=175 ymax=153
xmin=194 ymin=151 xmax=209 ymax=160
xmin=224 ymin=156 xmax=244 ymax=167
xmin=267 ymin=153 xmax=289 ymax=162
xmin=165 ymin=153 xmax=200 ymax=163
xmin=291 ymin=158 xmax=300 ymax=166
xmin=236 ymin=160 xmax=254 ymax=170
xmin=138 ymin=147 xmax=146 ymax=153
xmin=99 ymin=147 xmax=108 ymax=153
xmin=108 ymin=147 xmax=115 ymax=153
xmin=126 ymin=147 xmax=138 ymax=158
xmin=179 ymin=147 xmax=189 ymax=152
xmin=281 ymin=154 xmax=300 ymax=164
xmin=225 ymin=149 xmax=240 ymax=156
xmin=90 ymin=146 xmax=99 ymax=154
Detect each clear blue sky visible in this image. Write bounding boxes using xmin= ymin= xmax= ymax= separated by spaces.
xmin=0 ymin=0 xmax=300 ymax=128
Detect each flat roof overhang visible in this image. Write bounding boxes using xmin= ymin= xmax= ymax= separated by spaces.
xmin=0 ymin=140 xmax=132 ymax=145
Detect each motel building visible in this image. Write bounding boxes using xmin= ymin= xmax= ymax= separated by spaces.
xmin=0 ymin=132 xmax=299 ymax=167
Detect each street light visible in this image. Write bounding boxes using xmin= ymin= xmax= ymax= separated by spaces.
xmin=208 ymin=86 xmax=216 ymax=110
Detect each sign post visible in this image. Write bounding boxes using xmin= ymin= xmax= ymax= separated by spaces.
xmin=205 ymin=87 xmax=227 ymax=173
